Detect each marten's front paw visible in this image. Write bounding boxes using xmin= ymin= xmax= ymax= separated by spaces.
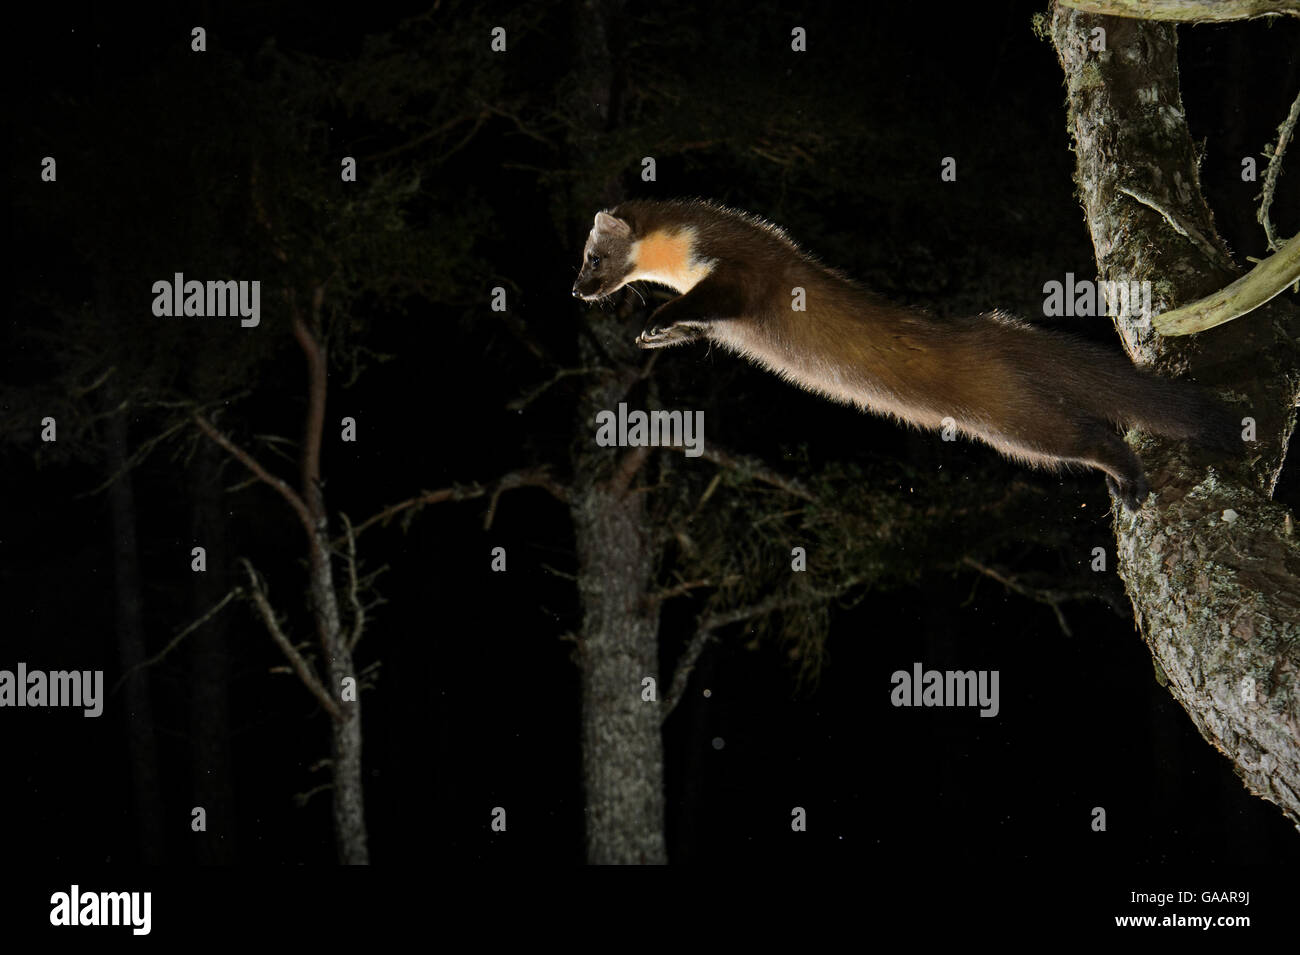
xmin=636 ymin=325 xmax=694 ymax=349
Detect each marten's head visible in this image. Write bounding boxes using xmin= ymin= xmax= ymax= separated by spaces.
xmin=572 ymin=211 xmax=637 ymax=301
xmin=574 ymin=204 xmax=718 ymax=301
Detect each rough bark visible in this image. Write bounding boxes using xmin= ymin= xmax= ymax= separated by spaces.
xmin=292 ymin=306 xmax=369 ymax=865
xmin=572 ymin=472 xmax=669 ymax=865
xmin=1050 ymin=5 xmax=1300 ymax=826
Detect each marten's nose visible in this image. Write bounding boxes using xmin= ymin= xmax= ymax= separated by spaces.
xmin=571 ymin=285 xmax=582 ymax=298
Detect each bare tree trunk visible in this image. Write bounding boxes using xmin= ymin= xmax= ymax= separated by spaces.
xmin=1050 ymin=4 xmax=1300 ymax=826
xmin=103 ymin=384 xmax=167 ymax=863
xmin=563 ymin=0 xmax=668 ymax=864
xmin=308 ymin=496 xmax=367 ymax=865
xmin=188 ymin=439 xmax=237 ymax=864
xmin=572 ymin=469 xmax=669 ymax=864
xmin=314 ymin=515 xmax=367 ymax=865
xmin=195 ymin=290 xmax=368 ymax=863
xmin=292 ymin=301 xmax=369 ymax=865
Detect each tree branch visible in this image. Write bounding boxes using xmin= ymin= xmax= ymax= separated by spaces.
xmin=1260 ymin=87 xmax=1300 ymax=252
xmin=341 ymin=467 xmax=570 ymax=542
xmin=1153 ymin=230 xmax=1300 ymax=335
xmin=1117 ymin=185 xmax=1236 ymax=272
xmin=608 ymin=445 xmax=651 ymax=497
xmin=484 ymin=468 xmax=572 ymax=529
xmin=962 ymin=557 xmax=1084 ymax=637
xmin=661 ymin=576 xmax=866 ymax=721
xmin=194 ymin=413 xmax=315 ymax=539
xmin=340 ymin=513 xmax=366 ymax=652
xmin=291 ymin=288 xmax=329 ymax=523
xmin=660 ymin=628 xmax=718 ymax=722
xmin=110 ymin=586 xmax=244 ymax=695
xmin=645 ymin=576 xmax=739 ymax=606
xmin=240 ymin=558 xmax=343 ymax=721
xmin=668 ymin=443 xmax=816 ymax=501
xmin=507 ymin=366 xmax=610 ymax=411
xmin=1058 ymin=0 xmax=1300 ymax=21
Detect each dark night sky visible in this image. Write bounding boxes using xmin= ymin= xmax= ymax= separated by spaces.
xmin=3 ymin=0 xmax=1298 ymax=908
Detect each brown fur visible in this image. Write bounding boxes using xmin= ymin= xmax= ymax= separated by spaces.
xmin=572 ymin=199 xmax=1235 ymax=510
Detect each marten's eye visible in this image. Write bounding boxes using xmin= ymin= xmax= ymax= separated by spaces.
xmin=588 ymin=254 xmax=601 ymax=268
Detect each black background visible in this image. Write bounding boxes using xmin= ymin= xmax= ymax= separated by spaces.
xmin=4 ymin=0 xmax=1298 ymax=911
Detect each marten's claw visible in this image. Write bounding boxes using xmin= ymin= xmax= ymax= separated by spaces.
xmin=636 ymin=325 xmax=689 ymax=349
xmin=1106 ymin=474 xmax=1149 ymax=512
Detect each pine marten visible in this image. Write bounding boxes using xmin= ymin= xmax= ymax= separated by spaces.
xmin=571 ymin=198 xmax=1235 ymax=510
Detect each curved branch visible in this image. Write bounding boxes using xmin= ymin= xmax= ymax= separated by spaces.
xmin=1260 ymin=88 xmax=1300 ymax=251
xmin=1059 ymin=0 xmax=1300 ymax=21
xmin=341 ymin=467 xmax=570 ymax=541
xmin=1154 ymin=231 xmax=1300 ymax=335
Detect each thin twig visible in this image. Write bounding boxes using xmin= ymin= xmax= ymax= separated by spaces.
xmin=195 ymin=414 xmax=316 ymax=539
xmin=78 ymin=415 xmax=193 ymax=499
xmin=341 ymin=513 xmax=366 ymax=652
xmin=1117 ymin=185 xmax=1236 ymax=272
xmin=70 ymin=365 xmax=117 ymax=398
xmin=646 ymin=577 xmax=724 ymax=605
xmin=1259 ymin=87 xmax=1300 ymax=251
xmin=341 ymin=468 xmax=569 ymax=542
xmin=962 ymin=556 xmax=1075 ymax=637
xmin=110 ymin=586 xmax=244 ymax=694
xmin=292 ymin=783 xmax=334 ymax=808
xmin=661 ymin=576 xmax=866 ymax=721
xmin=661 ymin=628 xmax=718 ymax=721
xmin=662 ymin=443 xmax=815 ymax=501
xmin=507 ymin=367 xmax=609 ymax=411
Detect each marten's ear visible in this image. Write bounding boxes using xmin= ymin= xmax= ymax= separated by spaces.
xmin=594 ymin=211 xmax=632 ymax=239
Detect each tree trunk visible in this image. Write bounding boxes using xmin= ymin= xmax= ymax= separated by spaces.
xmin=571 ymin=472 xmax=669 ymax=864
xmin=293 ymin=308 xmax=369 ymax=865
xmin=102 ymin=385 xmax=167 ymax=863
xmin=310 ymin=508 xmax=368 ymax=865
xmin=1050 ymin=4 xmax=1300 ymax=826
xmin=564 ymin=0 xmax=668 ymax=864
xmin=188 ymin=439 xmax=237 ymax=864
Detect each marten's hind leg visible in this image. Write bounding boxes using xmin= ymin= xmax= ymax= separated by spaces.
xmin=985 ymin=421 xmax=1150 ymax=511
xmin=1074 ymin=425 xmax=1149 ymax=511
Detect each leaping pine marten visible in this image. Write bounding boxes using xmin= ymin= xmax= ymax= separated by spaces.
xmin=571 ymin=198 xmax=1236 ymax=510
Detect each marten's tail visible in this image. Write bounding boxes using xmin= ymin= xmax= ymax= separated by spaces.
xmin=993 ymin=316 xmax=1239 ymax=455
